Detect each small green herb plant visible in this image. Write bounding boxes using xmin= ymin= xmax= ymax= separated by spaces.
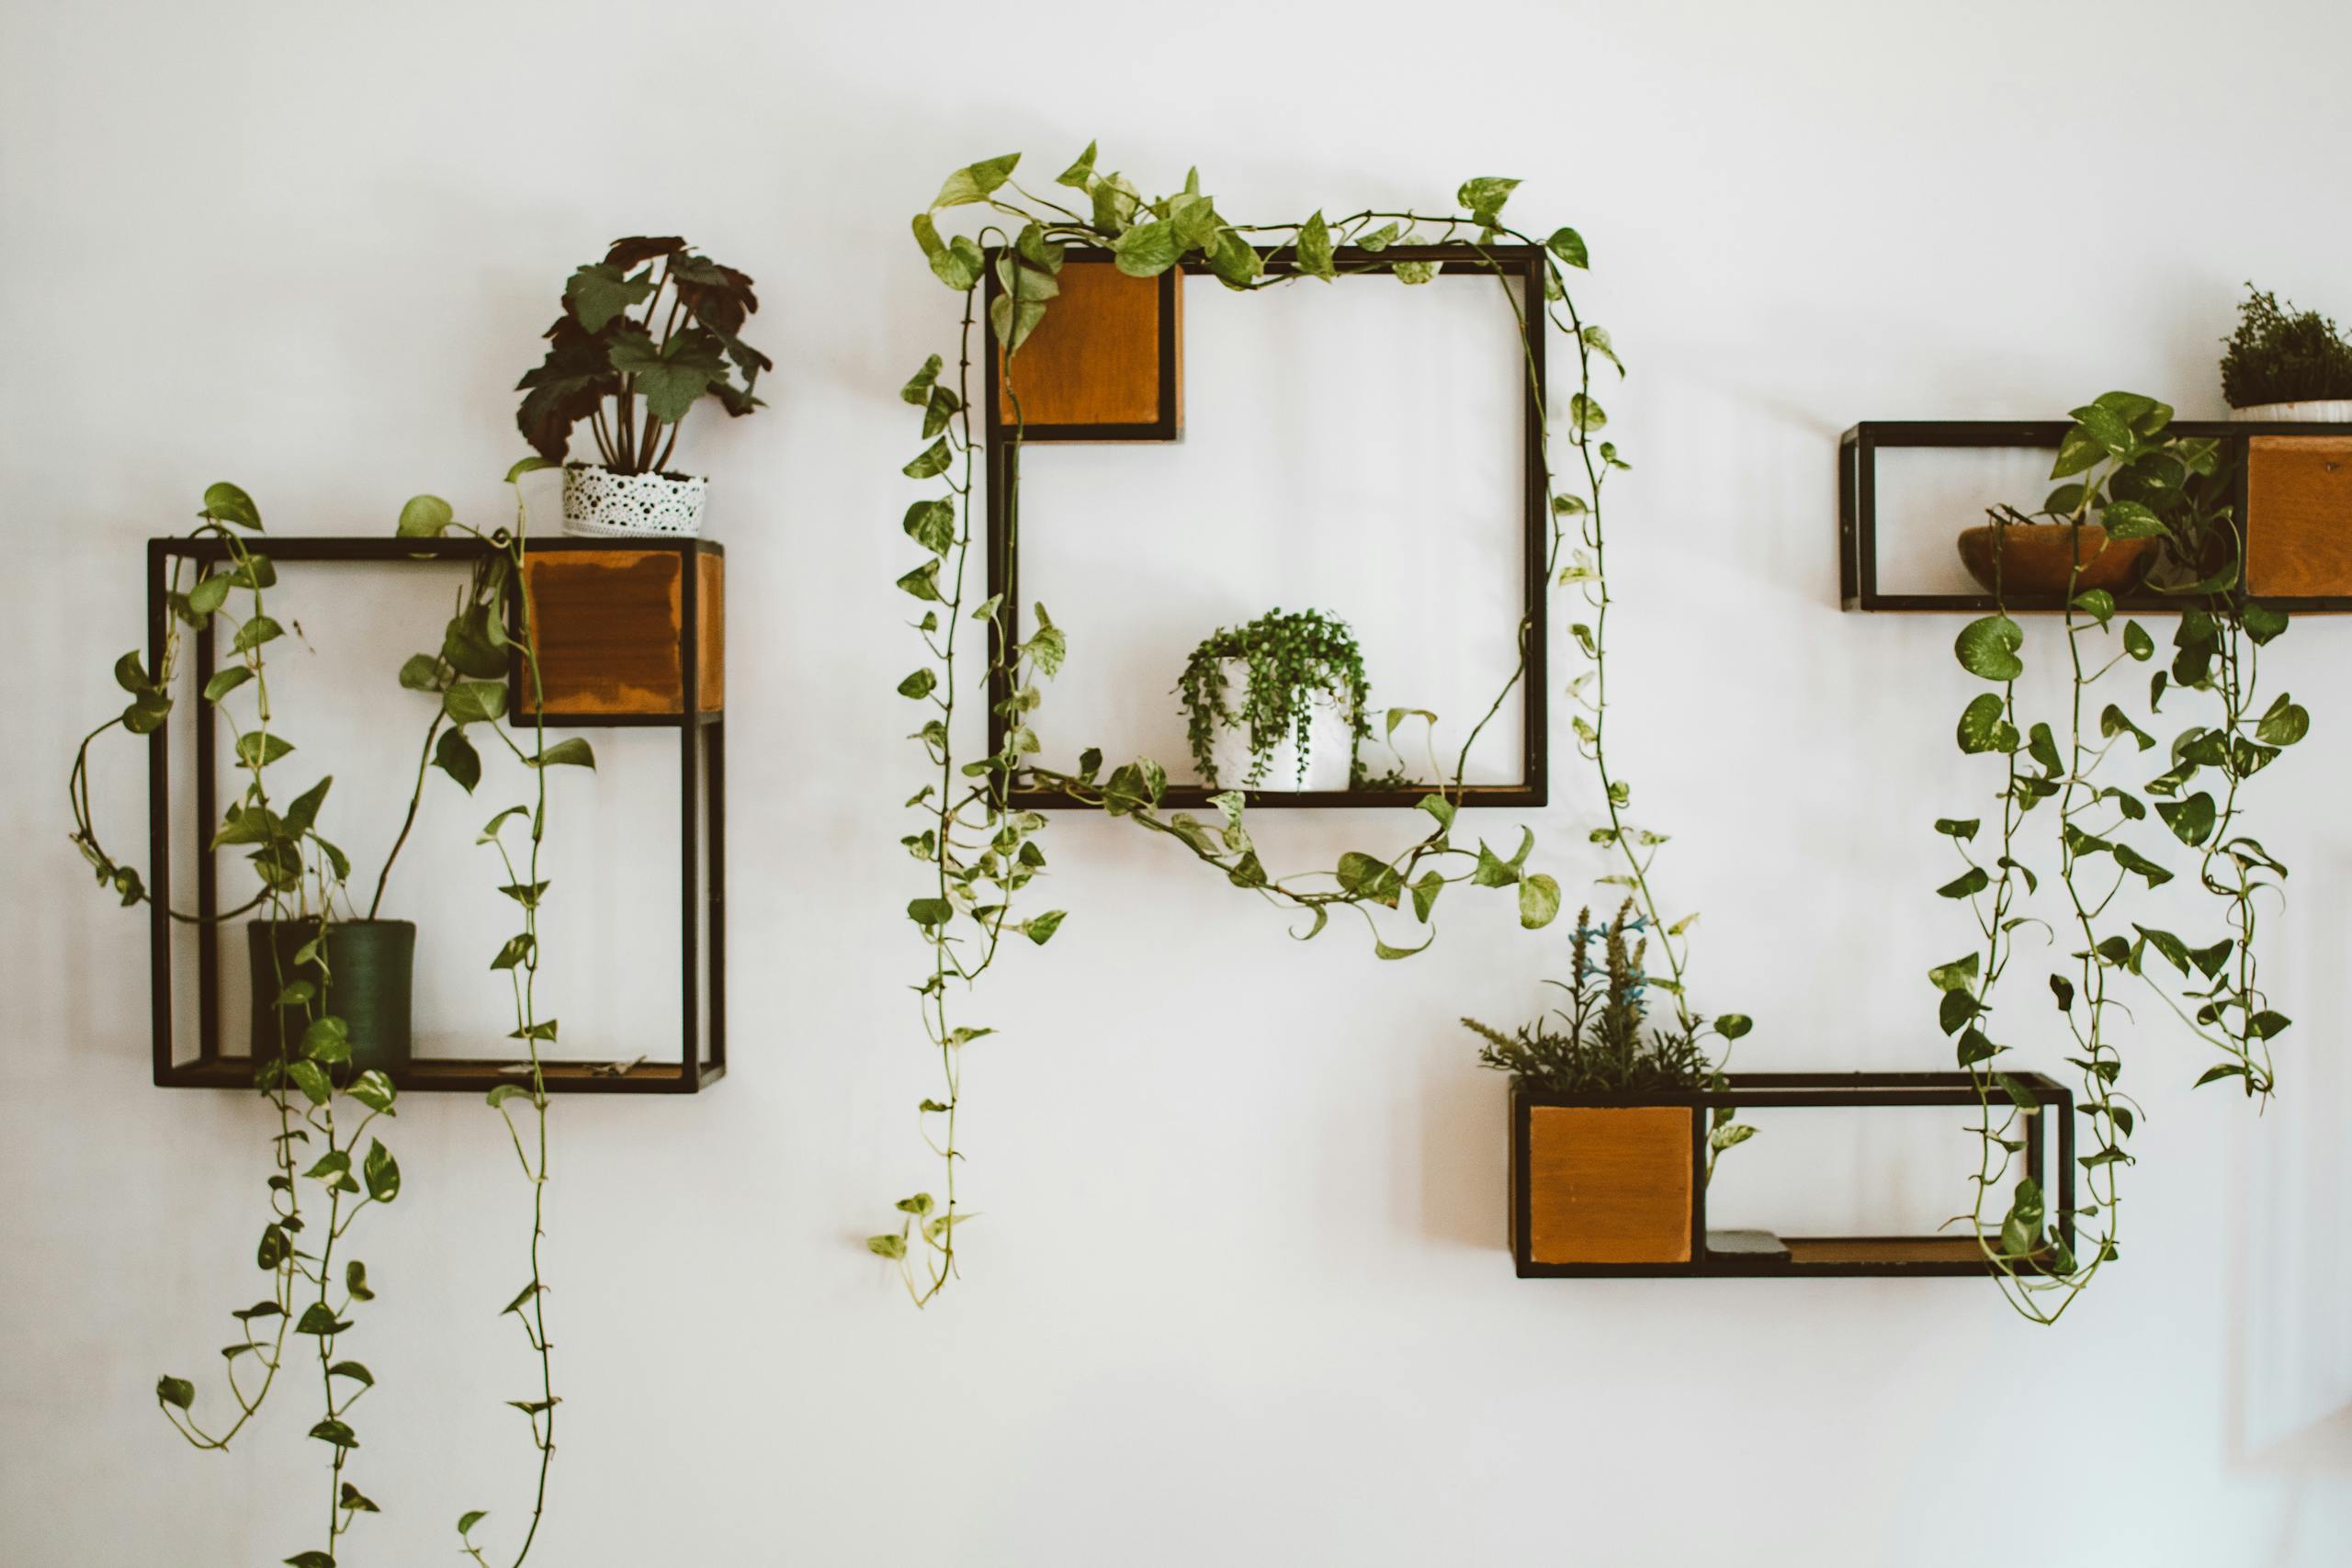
xmin=516 ymin=236 xmax=770 ymax=474
xmin=1177 ymin=607 xmax=1372 ymax=787
xmin=2221 ymin=285 xmax=2352 ymax=410
xmin=1932 ymin=390 xmax=2310 ymax=1324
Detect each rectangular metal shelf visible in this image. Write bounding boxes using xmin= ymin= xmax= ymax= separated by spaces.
xmin=144 ymin=533 xmax=724 ymax=1094
xmin=1838 ymin=419 xmax=2352 ymax=614
xmin=1514 ymin=1071 xmax=2070 ymax=1278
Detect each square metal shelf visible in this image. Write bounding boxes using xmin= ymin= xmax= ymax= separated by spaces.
xmin=143 ymin=535 xmax=724 ymax=1093
xmin=988 ymin=243 xmax=1555 ymax=810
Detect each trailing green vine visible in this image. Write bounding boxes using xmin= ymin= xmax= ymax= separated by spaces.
xmin=71 ymin=469 xmax=586 ymax=1563
xmin=395 ymin=462 xmax=586 ymax=1568
xmin=77 ymin=485 xmax=414 ymax=1567
xmin=873 ymin=147 xmax=1749 ymax=1303
xmin=1931 ymin=392 xmax=2308 ymax=1323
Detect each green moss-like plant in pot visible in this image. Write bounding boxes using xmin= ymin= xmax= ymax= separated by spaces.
xmin=2222 ymin=285 xmax=2352 ymax=423
xmin=1177 ymin=607 xmax=1370 ymax=790
xmin=516 ymin=235 xmax=771 ymax=537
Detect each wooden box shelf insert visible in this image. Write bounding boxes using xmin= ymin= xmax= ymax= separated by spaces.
xmin=515 ymin=540 xmax=724 ymax=721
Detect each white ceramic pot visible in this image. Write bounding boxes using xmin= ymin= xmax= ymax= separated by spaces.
xmin=2226 ymin=400 xmax=2352 ymax=423
xmin=561 ymin=463 xmax=708 ymax=537
xmin=1204 ymin=660 xmax=1356 ymax=791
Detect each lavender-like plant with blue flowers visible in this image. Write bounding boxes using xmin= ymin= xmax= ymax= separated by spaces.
xmin=1463 ymin=898 xmax=1708 ymax=1092
xmin=1465 ymin=899 xmax=1758 ymax=1170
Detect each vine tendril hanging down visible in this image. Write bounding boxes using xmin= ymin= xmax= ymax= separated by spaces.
xmin=1931 ymin=393 xmax=2307 ymax=1323
xmin=74 ymin=466 xmax=586 ymax=1563
xmin=872 ymin=148 xmax=1749 ymax=1305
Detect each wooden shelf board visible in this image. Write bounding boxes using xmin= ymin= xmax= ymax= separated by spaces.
xmin=1776 ymin=1235 xmax=1989 ymax=1267
xmin=1518 ymin=1232 xmax=2046 ymax=1279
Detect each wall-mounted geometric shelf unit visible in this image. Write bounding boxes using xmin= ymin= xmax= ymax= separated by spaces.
xmin=1511 ymin=1072 xmax=2072 ymax=1279
xmin=985 ymin=243 xmax=1553 ymax=810
xmin=143 ymin=534 xmax=724 ymax=1094
xmin=1839 ymin=419 xmax=2352 ymax=613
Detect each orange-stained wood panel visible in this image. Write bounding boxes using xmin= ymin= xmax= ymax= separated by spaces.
xmin=518 ymin=548 xmax=723 ymax=716
xmin=997 ymin=261 xmax=1177 ymax=431
xmin=1526 ymin=1106 xmax=1693 ymax=1265
xmin=1781 ymin=1237 xmax=1986 ymax=1266
xmin=2246 ymin=436 xmax=2352 ymax=597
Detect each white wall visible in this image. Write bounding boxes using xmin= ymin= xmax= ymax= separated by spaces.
xmin=5 ymin=2 xmax=2352 ymax=1563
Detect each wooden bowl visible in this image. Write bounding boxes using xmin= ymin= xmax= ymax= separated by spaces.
xmin=1957 ymin=523 xmax=2154 ymax=596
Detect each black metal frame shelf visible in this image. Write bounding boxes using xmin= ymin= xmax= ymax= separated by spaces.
xmin=144 ymin=535 xmax=724 ymax=1094
xmin=1838 ymin=418 xmax=2352 ymax=614
xmin=986 ymin=243 xmax=1553 ymax=811
xmin=1512 ymin=1071 xmax=2072 ymax=1279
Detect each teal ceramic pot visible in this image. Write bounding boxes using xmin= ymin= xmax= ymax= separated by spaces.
xmin=246 ymin=919 xmax=416 ymax=1070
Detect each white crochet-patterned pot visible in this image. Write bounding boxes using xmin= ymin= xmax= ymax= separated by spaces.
xmin=561 ymin=463 xmax=708 ymax=537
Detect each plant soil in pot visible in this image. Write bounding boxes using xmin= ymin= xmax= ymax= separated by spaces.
xmin=1957 ymin=522 xmax=2152 ymax=596
xmin=247 ymin=919 xmax=415 ymax=1070
xmin=561 ymin=462 xmax=708 ymax=537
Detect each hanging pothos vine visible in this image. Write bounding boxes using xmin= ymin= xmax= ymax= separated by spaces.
xmin=72 ymin=463 xmax=583 ymax=1564
xmin=1932 ymin=392 xmax=2308 ymax=1323
xmin=872 ymin=146 xmax=1751 ymax=1303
